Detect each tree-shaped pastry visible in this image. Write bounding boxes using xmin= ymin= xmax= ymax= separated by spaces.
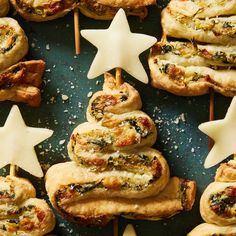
xmin=188 ymin=157 xmax=236 ymax=235
xmin=149 ymin=0 xmax=236 ymax=96
xmin=45 ymin=72 xmax=196 ymax=225
xmin=45 ymin=8 xmax=196 ymax=230
xmin=0 ymin=105 xmax=55 ymax=235
xmin=188 ymin=97 xmax=236 ymax=235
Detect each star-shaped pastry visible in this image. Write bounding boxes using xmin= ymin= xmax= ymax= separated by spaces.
xmin=81 ymin=8 xmax=157 ymax=84
xmin=0 ymin=105 xmax=53 ymax=177
xmin=199 ymin=96 xmax=236 ymax=168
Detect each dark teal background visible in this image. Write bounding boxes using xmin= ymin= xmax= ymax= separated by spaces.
xmin=0 ymin=1 xmax=232 ymax=235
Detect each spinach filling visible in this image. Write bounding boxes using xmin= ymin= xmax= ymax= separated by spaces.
xmin=180 ymin=180 xmax=190 ymax=210
xmin=0 ymin=190 xmax=15 ymax=200
xmin=0 ymin=204 xmax=37 ymax=232
xmin=0 ymin=26 xmax=17 ymax=54
xmin=91 ymin=93 xmax=128 ymax=121
xmin=209 ymin=186 xmax=236 ymax=218
xmin=56 ymin=174 xmax=158 ymax=204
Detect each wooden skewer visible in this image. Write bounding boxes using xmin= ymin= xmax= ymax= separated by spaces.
xmin=74 ymin=8 xmax=80 ymax=55
xmin=161 ymin=33 xmax=167 ymax=44
xmin=10 ymin=164 xmax=16 ymax=176
xmin=115 ymin=68 xmax=123 ymax=87
xmin=113 ymin=67 xmax=123 ymax=235
xmin=113 ymin=218 xmax=119 ymax=236
xmin=208 ymin=88 xmax=215 ymax=150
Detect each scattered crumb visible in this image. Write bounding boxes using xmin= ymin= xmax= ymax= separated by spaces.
xmin=46 ymin=44 xmax=50 ymax=50
xmin=59 ymin=139 xmax=66 ymax=145
xmin=87 ymin=91 xmax=93 ymax=98
xmin=62 ymin=94 xmax=69 ymax=101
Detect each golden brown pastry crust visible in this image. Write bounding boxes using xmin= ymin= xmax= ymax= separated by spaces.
xmin=0 ymin=60 xmax=45 ymax=106
xmin=0 ymin=198 xmax=56 ymax=236
xmin=150 ymin=41 xmax=236 ymax=68
xmin=0 ymin=176 xmax=55 ymax=236
xmin=0 ymin=0 xmax=9 ymax=17
xmin=188 ymin=223 xmax=236 ymax=236
xmin=87 ymin=72 xmax=142 ymax=123
xmin=45 ymin=173 xmax=196 ymax=225
xmin=167 ymin=0 xmax=236 ymax=19
xmin=10 ymin=0 xmax=77 ymax=22
xmin=97 ymin=0 xmax=156 ymax=8
xmin=200 ymin=182 xmax=236 ymax=226
xmin=215 ymin=160 xmax=236 ymax=182
xmin=0 ymin=18 xmax=28 ymax=72
xmin=78 ymin=0 xmax=148 ymax=20
xmin=161 ymin=7 xmax=236 ymax=45
xmin=45 ymin=161 xmax=169 ymax=200
xmin=149 ymin=43 xmax=236 ymax=97
xmin=0 ymin=175 xmax=36 ymax=205
xmin=69 ymin=111 xmax=157 ymax=154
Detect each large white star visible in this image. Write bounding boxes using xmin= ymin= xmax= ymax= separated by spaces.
xmin=0 ymin=105 xmax=53 ymax=177
xmin=81 ymin=8 xmax=157 ymax=84
xmin=199 ymin=96 xmax=236 ymax=168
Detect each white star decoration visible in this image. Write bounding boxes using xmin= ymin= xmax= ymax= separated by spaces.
xmin=199 ymin=96 xmax=236 ymax=168
xmin=0 ymin=105 xmax=53 ymax=177
xmin=81 ymin=8 xmax=157 ymax=84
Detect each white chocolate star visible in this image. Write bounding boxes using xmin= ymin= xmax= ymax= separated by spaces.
xmin=0 ymin=105 xmax=53 ymax=177
xmin=81 ymin=8 xmax=157 ymax=84
xmin=199 ymin=96 xmax=236 ymax=168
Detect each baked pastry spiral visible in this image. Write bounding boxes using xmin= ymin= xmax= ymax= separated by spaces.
xmin=46 ymin=170 xmax=195 ymax=225
xmin=10 ymin=0 xmax=78 ymax=22
xmin=0 ymin=176 xmax=55 ymax=235
xmin=189 ymin=159 xmax=236 ymax=234
xmin=78 ymin=0 xmax=155 ymax=20
xmin=0 ymin=18 xmax=28 ymax=72
xmin=166 ymin=0 xmax=236 ymax=19
xmin=215 ymin=160 xmax=236 ymax=182
xmin=200 ymin=182 xmax=236 ymax=226
xmin=86 ymin=72 xmax=142 ymax=123
xmin=161 ymin=3 xmax=236 ymax=45
xmin=149 ymin=40 xmax=236 ymax=96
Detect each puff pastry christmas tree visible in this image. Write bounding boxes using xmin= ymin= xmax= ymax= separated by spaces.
xmin=189 ymin=96 xmax=236 ymax=235
xmin=45 ymin=9 xmax=196 ymax=233
xmin=0 ymin=105 xmax=55 ymax=235
xmin=188 ymin=157 xmax=236 ymax=235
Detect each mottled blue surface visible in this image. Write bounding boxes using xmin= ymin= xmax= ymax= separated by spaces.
xmin=0 ymin=1 xmax=232 ymax=235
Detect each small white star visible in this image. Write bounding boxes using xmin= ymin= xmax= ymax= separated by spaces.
xmin=81 ymin=8 xmax=157 ymax=84
xmin=199 ymin=96 xmax=236 ymax=168
xmin=0 ymin=105 xmax=53 ymax=177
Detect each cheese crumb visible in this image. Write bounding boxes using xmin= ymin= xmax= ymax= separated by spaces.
xmin=87 ymin=91 xmax=93 ymax=98
xmin=62 ymin=94 xmax=69 ymax=101
xmin=59 ymin=139 xmax=66 ymax=145
xmin=46 ymin=44 xmax=50 ymax=50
